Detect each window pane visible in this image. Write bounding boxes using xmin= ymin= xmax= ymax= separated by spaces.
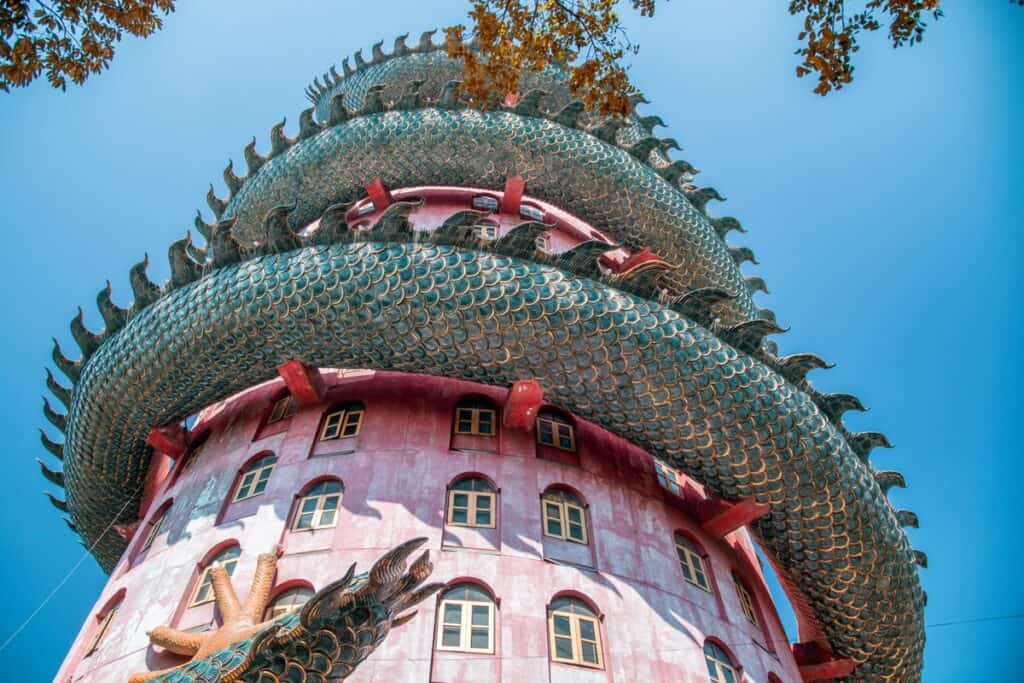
xmin=296 ymin=513 xmax=313 ymax=529
xmin=441 ymin=626 xmax=461 ymax=647
xmin=554 ymin=635 xmax=573 ymax=659
xmin=443 ymin=603 xmax=462 ymax=623
xmin=568 ymin=522 xmax=585 ymax=542
xmin=470 ymin=628 xmax=490 ymax=650
xmin=476 ymin=495 xmax=491 ymax=510
xmin=453 ymin=493 xmax=469 ymax=507
xmin=451 ymin=508 xmax=468 ymax=524
xmin=566 ymin=507 xmax=583 ymax=524
xmin=318 ymin=510 xmax=336 ymax=527
xmin=581 ymin=641 xmax=599 ymax=664
xmin=471 ymin=605 xmax=490 ymax=626
xmin=476 ymin=510 xmax=492 ymax=526
xmin=552 ymin=614 xmax=571 ymax=636
xmin=300 ymin=498 xmax=319 ymax=513
xmin=321 ymin=495 xmax=340 ymax=511
xmin=722 ymin=667 xmax=736 ymax=683
xmin=679 ymin=559 xmax=694 ymax=582
xmin=539 ymin=421 xmax=553 ymax=443
xmin=546 ymin=518 xmax=563 ymax=536
xmin=578 ymin=618 xmax=596 ymax=641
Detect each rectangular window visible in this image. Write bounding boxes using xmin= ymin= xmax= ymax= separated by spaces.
xmin=267 ymin=396 xmax=296 ymax=424
xmin=436 ymin=598 xmax=494 ymax=653
xmin=454 ymin=407 xmax=497 ymax=436
xmin=233 ymin=462 xmax=274 ymax=502
xmin=542 ymin=499 xmax=587 ymax=544
xmin=537 ymin=416 xmax=575 ymax=451
xmin=292 ymin=491 xmax=343 ymax=531
xmin=447 ymin=490 xmax=496 ymax=528
xmin=320 ymin=407 xmax=364 ymax=441
xmin=735 ymin=581 xmax=759 ymax=626
xmin=548 ymin=611 xmax=602 ymax=668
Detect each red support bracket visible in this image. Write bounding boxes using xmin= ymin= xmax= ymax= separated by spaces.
xmin=146 ymin=424 xmax=189 ymax=460
xmin=503 ymin=380 xmax=544 ymax=430
xmin=277 ymin=359 xmax=325 ymax=408
xmin=365 ymin=177 xmax=394 ymax=211
xmin=700 ymin=496 xmax=772 ymax=538
xmin=500 ymin=174 xmax=525 ymax=215
xmin=793 ymin=642 xmax=859 ymax=681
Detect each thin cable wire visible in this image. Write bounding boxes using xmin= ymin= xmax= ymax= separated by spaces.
xmin=0 ymin=488 xmax=142 ymax=656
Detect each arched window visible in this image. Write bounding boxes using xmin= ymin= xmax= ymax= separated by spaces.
xmin=447 ymin=477 xmax=497 ymax=528
xmin=264 ymin=586 xmax=315 ymax=620
xmin=734 ymin=575 xmax=759 ymax=626
xmin=542 ymin=489 xmax=587 ymax=544
xmin=319 ymin=403 xmax=364 ymax=441
xmin=232 ymin=454 xmax=276 ymax=502
xmin=704 ymin=641 xmax=740 ymax=683
xmin=674 ymin=532 xmax=711 ymax=592
xmin=190 ymin=545 xmax=241 ymax=606
xmin=84 ymin=595 xmax=123 ymax=657
xmin=267 ymin=394 xmax=296 ymax=424
xmin=453 ymin=398 xmax=498 ymax=437
xmin=436 ymin=583 xmax=496 ymax=653
xmin=292 ymin=480 xmax=344 ymax=531
xmin=548 ymin=596 xmax=602 ymax=668
xmin=537 ymin=411 xmax=575 ymax=451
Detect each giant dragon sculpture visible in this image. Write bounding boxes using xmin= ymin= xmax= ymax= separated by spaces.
xmin=39 ymin=31 xmax=926 ymax=680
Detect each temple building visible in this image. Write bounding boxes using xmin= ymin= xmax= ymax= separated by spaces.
xmin=42 ymin=31 xmax=925 ymax=683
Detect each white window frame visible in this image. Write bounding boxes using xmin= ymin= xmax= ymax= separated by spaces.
xmin=453 ymin=406 xmax=497 ymax=436
xmin=319 ymin=406 xmax=364 ymax=441
xmin=264 ymin=586 xmax=315 ymax=620
xmin=190 ymin=548 xmax=240 ymax=607
xmin=674 ymin=533 xmax=712 ymax=592
xmin=537 ymin=415 xmax=575 ymax=451
xmin=232 ymin=456 xmax=275 ymax=502
xmin=735 ymin=578 xmax=759 ymax=626
xmin=542 ymin=492 xmax=587 ymax=544
xmin=447 ymin=489 xmax=497 ymax=528
xmin=548 ymin=607 xmax=603 ymax=669
xmin=435 ymin=593 xmax=495 ymax=654
xmin=291 ymin=483 xmax=344 ymax=531
xmin=267 ymin=395 xmax=295 ymax=424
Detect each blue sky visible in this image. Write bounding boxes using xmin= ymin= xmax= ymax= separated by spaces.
xmin=0 ymin=1 xmax=1020 ymax=680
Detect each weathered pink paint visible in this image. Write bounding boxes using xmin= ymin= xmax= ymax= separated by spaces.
xmin=56 ymin=370 xmax=802 ymax=683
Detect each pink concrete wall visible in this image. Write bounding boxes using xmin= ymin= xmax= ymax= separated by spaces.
xmin=56 ymin=370 xmax=801 ymax=683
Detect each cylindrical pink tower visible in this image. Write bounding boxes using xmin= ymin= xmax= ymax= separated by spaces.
xmin=57 ymin=371 xmax=799 ymax=682
xmin=41 ymin=29 xmax=925 ymax=683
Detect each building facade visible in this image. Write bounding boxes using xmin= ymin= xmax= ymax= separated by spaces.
xmin=57 ymin=371 xmax=798 ymax=682
xmin=41 ymin=30 xmax=925 ymax=683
